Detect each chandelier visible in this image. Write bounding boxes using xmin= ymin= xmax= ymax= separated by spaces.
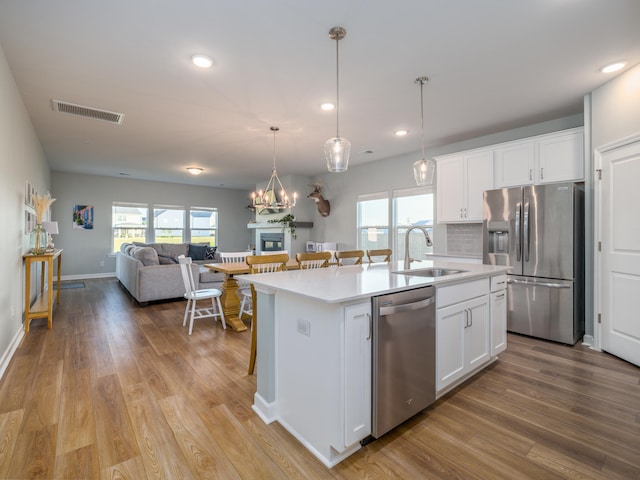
xmin=413 ymin=76 xmax=436 ymax=186
xmin=251 ymin=127 xmax=297 ymax=210
xmin=325 ymin=26 xmax=351 ymax=172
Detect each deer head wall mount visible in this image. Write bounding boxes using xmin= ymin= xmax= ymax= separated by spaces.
xmin=307 ymin=183 xmax=331 ymax=217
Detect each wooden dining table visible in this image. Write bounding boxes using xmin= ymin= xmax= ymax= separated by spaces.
xmin=204 ymin=259 xmax=299 ymax=332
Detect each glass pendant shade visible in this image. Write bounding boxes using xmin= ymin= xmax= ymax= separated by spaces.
xmin=325 ymin=136 xmax=351 ymax=172
xmin=413 ymin=158 xmax=436 ymax=186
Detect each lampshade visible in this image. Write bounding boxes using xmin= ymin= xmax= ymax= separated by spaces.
xmin=413 ymin=76 xmax=436 ymax=186
xmin=326 ymin=26 xmax=350 ymax=173
xmin=41 ymin=221 xmax=59 ymax=235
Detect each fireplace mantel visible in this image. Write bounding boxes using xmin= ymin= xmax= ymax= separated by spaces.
xmin=247 ymin=222 xmax=313 ymax=229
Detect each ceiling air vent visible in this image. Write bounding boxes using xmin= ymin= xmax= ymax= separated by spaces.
xmin=51 ymin=99 xmax=125 ymax=125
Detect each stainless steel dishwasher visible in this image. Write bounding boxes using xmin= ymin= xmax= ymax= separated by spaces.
xmin=371 ymin=286 xmax=436 ymax=439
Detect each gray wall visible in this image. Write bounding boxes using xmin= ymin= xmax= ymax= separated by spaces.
xmin=0 ymin=43 xmax=50 ymax=367
xmin=51 ymin=172 xmax=253 ymax=277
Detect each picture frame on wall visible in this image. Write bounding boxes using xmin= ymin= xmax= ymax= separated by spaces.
xmin=73 ymin=204 xmax=94 ymax=230
xmin=25 ymin=181 xmax=33 ymax=207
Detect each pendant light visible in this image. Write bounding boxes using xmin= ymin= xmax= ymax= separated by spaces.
xmin=251 ymin=127 xmax=297 ymax=210
xmin=413 ymin=76 xmax=436 ymax=186
xmin=325 ymin=26 xmax=351 ymax=172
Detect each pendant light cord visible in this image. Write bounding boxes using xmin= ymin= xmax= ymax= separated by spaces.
xmin=335 ymin=36 xmax=340 ymax=138
xmin=420 ymin=80 xmax=425 ymax=160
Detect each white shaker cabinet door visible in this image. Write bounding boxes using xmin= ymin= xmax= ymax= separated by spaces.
xmin=494 ymin=140 xmax=535 ymax=187
xmin=343 ymin=302 xmax=372 ymax=447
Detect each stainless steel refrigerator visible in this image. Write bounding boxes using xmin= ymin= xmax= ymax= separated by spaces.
xmin=482 ymin=182 xmax=584 ymax=344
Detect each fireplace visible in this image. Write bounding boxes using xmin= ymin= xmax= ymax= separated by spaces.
xmin=260 ymin=233 xmax=284 ymax=252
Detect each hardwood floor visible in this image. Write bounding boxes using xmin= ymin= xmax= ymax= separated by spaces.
xmin=1 ymin=278 xmax=639 ymax=479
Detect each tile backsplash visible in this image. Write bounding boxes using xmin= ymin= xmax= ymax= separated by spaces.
xmin=446 ymin=223 xmax=483 ymax=256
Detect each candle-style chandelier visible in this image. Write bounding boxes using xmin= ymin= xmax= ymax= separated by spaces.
xmin=251 ymin=126 xmax=297 ymax=211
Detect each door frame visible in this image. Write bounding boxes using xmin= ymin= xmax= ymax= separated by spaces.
xmin=593 ymin=131 xmax=640 ymax=352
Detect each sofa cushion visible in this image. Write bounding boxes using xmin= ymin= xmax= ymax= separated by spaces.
xmin=132 ymin=246 xmax=159 ymax=266
xmin=199 ymin=266 xmax=225 ymax=284
xmin=158 ymin=243 xmax=188 ymax=257
xmin=204 ymin=246 xmax=217 ymax=260
xmin=158 ymin=253 xmax=179 ymax=264
xmin=188 ymin=243 xmax=208 ymax=261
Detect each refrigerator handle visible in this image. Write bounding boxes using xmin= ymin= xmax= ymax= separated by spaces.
xmin=515 ymin=202 xmax=521 ymax=261
xmin=523 ymin=200 xmax=530 ymax=262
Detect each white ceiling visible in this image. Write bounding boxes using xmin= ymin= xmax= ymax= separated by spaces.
xmin=1 ymin=0 xmax=639 ymax=190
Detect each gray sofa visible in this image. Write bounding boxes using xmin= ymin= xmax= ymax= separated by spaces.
xmin=116 ymin=242 xmax=225 ymax=305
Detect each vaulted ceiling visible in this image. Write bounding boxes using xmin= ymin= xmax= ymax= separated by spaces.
xmin=1 ymin=0 xmax=639 ymax=189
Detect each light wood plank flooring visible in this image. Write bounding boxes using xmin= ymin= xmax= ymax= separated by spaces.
xmin=1 ymin=278 xmax=639 ymax=479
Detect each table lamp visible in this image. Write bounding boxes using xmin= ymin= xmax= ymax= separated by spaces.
xmin=41 ymin=221 xmax=59 ymax=250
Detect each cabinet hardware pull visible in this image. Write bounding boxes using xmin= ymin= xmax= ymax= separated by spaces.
xmin=529 ymin=169 xmax=532 ymax=181
xmin=540 ymin=167 xmax=544 ymax=179
xmin=496 ymin=293 xmax=505 ymax=299
xmin=366 ymin=313 xmax=372 ymax=340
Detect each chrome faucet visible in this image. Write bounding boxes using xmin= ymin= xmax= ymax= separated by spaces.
xmin=404 ymin=225 xmax=433 ymax=270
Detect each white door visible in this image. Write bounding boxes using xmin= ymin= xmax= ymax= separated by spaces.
xmin=597 ymin=135 xmax=640 ymax=367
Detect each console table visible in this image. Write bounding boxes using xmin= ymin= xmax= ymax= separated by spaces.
xmin=23 ymin=249 xmax=62 ymax=332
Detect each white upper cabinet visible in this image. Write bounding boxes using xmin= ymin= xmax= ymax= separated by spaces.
xmin=536 ymin=128 xmax=584 ymax=184
xmin=494 ymin=127 xmax=584 ymax=187
xmin=436 ymin=148 xmax=493 ymax=223
xmin=494 ymin=140 xmax=535 ymax=187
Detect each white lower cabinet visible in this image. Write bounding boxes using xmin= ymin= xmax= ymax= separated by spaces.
xmin=490 ymin=274 xmax=507 ymax=356
xmin=274 ymin=293 xmax=371 ymax=467
xmin=436 ymin=279 xmax=490 ymax=393
xmin=343 ymin=302 xmax=372 ymax=447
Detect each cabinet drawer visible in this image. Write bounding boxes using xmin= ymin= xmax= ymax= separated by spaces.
xmin=491 ymin=275 xmax=507 ymax=292
xmin=437 ymin=278 xmax=489 ymax=308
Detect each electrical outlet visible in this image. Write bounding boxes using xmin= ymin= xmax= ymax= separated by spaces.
xmin=99 ymin=260 xmax=105 ymax=267
xmin=296 ymin=318 xmax=311 ymax=337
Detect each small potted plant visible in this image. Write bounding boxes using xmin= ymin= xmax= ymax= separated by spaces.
xmin=268 ymin=213 xmax=297 ymax=239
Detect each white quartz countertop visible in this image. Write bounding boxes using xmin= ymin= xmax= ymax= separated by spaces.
xmin=243 ymin=260 xmax=509 ymax=304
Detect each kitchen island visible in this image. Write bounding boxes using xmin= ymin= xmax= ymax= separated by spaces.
xmin=244 ymin=260 xmax=509 ymax=467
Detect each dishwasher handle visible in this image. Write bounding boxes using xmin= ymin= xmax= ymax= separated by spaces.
xmin=379 ymin=296 xmax=435 ymax=316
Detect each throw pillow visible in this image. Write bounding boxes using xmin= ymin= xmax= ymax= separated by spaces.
xmin=158 ymin=253 xmax=179 ymax=264
xmin=188 ymin=243 xmax=208 ymax=261
xmin=204 ymin=246 xmax=217 ymax=260
xmin=132 ymin=246 xmax=159 ymax=266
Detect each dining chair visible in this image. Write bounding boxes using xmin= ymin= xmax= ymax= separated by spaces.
xmin=367 ymin=248 xmax=392 ymax=263
xmin=178 ymin=255 xmax=226 ymax=335
xmin=296 ymin=251 xmax=331 ymax=269
xmin=335 ymin=249 xmax=365 ymax=266
xmin=245 ymin=253 xmax=289 ymax=375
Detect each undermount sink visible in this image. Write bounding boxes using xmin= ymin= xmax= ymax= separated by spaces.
xmin=392 ymin=267 xmax=467 ymax=278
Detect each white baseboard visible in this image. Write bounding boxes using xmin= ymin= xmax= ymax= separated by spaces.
xmin=60 ymin=272 xmax=116 ymax=281
xmin=0 ymin=328 xmax=25 ymax=381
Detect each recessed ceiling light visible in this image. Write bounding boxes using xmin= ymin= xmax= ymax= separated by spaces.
xmin=395 ymin=130 xmax=408 ymax=137
xmin=191 ymin=54 xmax=213 ymax=69
xmin=321 ymin=102 xmax=335 ymax=111
xmin=601 ymin=62 xmax=626 ymax=74
xmin=187 ymin=167 xmax=204 ymax=175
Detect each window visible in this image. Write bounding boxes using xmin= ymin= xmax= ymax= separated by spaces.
xmin=153 ymin=205 xmax=185 ymax=244
xmin=189 ymin=207 xmax=218 ymax=246
xmin=112 ymin=202 xmax=148 ymax=253
xmin=393 ymin=187 xmax=434 ymax=261
xmin=356 ymin=187 xmax=434 ymax=261
xmin=357 ymin=192 xmax=390 ymax=251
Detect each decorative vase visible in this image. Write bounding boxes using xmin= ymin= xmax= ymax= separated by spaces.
xmin=30 ymin=224 xmax=48 ymax=254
